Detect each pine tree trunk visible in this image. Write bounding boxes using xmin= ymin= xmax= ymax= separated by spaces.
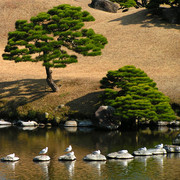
xmin=45 ymin=67 xmax=59 ymax=92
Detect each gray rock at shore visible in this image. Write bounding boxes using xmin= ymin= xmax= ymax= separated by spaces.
xmin=107 ymin=151 xmax=134 ymax=159
xmin=1 ymin=156 xmax=19 ymax=162
xmin=83 ymin=153 xmax=106 ymax=161
xmin=78 ymin=120 xmax=93 ymax=127
xmin=64 ymin=120 xmax=77 ymax=127
xmin=33 ymin=155 xmax=50 ymax=161
xmin=94 ymin=105 xmax=120 ymax=130
xmin=58 ymin=152 xmax=76 ymax=161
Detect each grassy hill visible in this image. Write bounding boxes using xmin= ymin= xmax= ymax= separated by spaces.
xmin=0 ymin=0 xmax=180 ymax=120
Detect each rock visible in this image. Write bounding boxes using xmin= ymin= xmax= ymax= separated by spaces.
xmin=133 ymin=149 xmax=152 ymax=156
xmin=58 ymin=152 xmax=76 ymax=161
xmin=1 ymin=156 xmax=19 ymax=162
xmin=173 ymin=133 xmax=180 ymax=145
xmin=147 ymin=148 xmax=167 ymax=155
xmin=90 ymin=0 xmax=119 ymax=13
xmin=157 ymin=121 xmax=169 ymax=126
xmin=83 ymin=153 xmax=106 ymax=161
xmin=94 ymin=106 xmax=120 ymax=130
xmin=17 ymin=120 xmax=38 ymax=127
xmin=107 ymin=151 xmax=134 ymax=159
xmin=164 ymin=145 xmax=180 ymax=153
xmin=0 ymin=119 xmax=12 ymax=125
xmin=33 ymin=155 xmax=50 ymax=161
xmin=64 ymin=120 xmax=77 ymax=127
xmin=162 ymin=7 xmax=180 ymax=24
xmin=169 ymin=120 xmax=180 ymax=127
xmin=78 ymin=120 xmax=93 ymax=127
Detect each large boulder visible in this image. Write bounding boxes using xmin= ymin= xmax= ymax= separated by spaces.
xmin=90 ymin=0 xmax=119 ymax=13
xmin=173 ymin=133 xmax=180 ymax=145
xmin=94 ymin=105 xmax=120 ymax=130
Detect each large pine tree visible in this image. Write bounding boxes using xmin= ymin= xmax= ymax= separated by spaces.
xmin=3 ymin=4 xmax=107 ymax=92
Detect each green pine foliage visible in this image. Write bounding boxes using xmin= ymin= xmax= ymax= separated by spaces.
xmin=100 ymin=65 xmax=176 ymax=124
xmin=3 ymin=4 xmax=107 ymax=84
xmin=110 ymin=0 xmax=136 ymax=8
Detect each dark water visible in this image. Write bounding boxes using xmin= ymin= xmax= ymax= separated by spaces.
xmin=0 ymin=125 xmax=180 ymax=180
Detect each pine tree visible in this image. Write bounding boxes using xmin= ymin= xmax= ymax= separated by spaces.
xmin=3 ymin=4 xmax=108 ymax=92
xmin=100 ymin=65 xmax=176 ymax=125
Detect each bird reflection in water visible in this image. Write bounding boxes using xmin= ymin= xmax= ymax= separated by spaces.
xmin=60 ymin=160 xmax=76 ymax=179
xmin=3 ymin=161 xmax=19 ymax=171
xmin=85 ymin=161 xmax=106 ymax=176
xmin=134 ymin=156 xmax=151 ymax=170
xmin=34 ymin=161 xmax=50 ymax=180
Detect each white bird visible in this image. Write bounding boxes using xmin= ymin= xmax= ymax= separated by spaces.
xmin=155 ymin=144 xmax=163 ymax=149
xmin=65 ymin=145 xmax=72 ymax=152
xmin=67 ymin=151 xmax=74 ymax=156
xmin=39 ymin=147 xmax=48 ymax=155
xmin=92 ymin=150 xmax=101 ymax=155
xmin=138 ymin=147 xmax=147 ymax=151
xmin=118 ymin=150 xmax=128 ymax=154
xmin=7 ymin=153 xmax=15 ymax=158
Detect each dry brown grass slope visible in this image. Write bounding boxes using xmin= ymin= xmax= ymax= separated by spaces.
xmin=0 ymin=0 xmax=180 ymax=117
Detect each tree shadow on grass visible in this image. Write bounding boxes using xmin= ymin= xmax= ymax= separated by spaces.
xmin=66 ymin=91 xmax=104 ymax=119
xmin=0 ymin=79 xmax=59 ymax=106
xmin=109 ymin=9 xmax=180 ymax=29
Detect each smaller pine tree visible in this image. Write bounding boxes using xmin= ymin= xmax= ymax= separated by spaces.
xmin=100 ymin=65 xmax=176 ymax=126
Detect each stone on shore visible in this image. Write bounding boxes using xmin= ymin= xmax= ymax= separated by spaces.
xmin=58 ymin=153 xmax=76 ymax=161
xmin=107 ymin=151 xmax=134 ymax=159
xmin=83 ymin=153 xmax=106 ymax=161
xmin=33 ymin=155 xmax=50 ymax=161
xmin=64 ymin=120 xmax=77 ymax=127
xmin=78 ymin=120 xmax=93 ymax=127
xmin=1 ymin=156 xmax=19 ymax=162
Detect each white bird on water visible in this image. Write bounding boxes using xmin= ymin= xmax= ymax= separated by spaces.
xmin=7 ymin=153 xmax=15 ymax=158
xmin=65 ymin=145 xmax=72 ymax=152
xmin=92 ymin=150 xmax=101 ymax=155
xmin=138 ymin=147 xmax=147 ymax=151
xmin=155 ymin=144 xmax=163 ymax=149
xmin=39 ymin=147 xmax=48 ymax=155
xmin=118 ymin=150 xmax=128 ymax=154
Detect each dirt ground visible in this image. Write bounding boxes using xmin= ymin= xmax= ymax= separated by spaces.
xmin=0 ymin=0 xmax=180 ymax=114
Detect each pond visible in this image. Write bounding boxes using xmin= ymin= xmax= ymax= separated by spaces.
xmin=0 ymin=125 xmax=180 ymax=180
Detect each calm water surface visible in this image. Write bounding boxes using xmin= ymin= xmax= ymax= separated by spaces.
xmin=0 ymin=125 xmax=180 ymax=180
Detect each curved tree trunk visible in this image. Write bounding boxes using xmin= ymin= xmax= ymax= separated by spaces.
xmin=45 ymin=67 xmax=59 ymax=92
